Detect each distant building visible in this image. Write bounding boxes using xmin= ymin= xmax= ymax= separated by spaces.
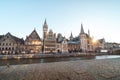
xmin=0 ymin=32 xmax=24 ymax=54
xmin=105 ymin=42 xmax=119 ymax=49
xmin=25 ymin=29 xmax=42 ymax=53
xmin=93 ymin=38 xmax=105 ymax=52
xmin=67 ymin=34 xmax=80 ymax=53
xmin=80 ymin=24 xmax=89 ymax=52
xmin=67 ymin=24 xmax=94 ymax=52
xmin=43 ymin=19 xmax=56 ymax=53
xmin=56 ymin=33 xmax=68 ymax=53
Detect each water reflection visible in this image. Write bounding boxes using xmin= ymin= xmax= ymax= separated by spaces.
xmin=0 ymin=55 xmax=120 ymax=66
xmin=95 ymin=55 xmax=120 ymax=59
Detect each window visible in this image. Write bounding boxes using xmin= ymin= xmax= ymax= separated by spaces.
xmin=12 ymin=47 xmax=14 ymax=50
xmin=2 ymin=48 xmax=4 ymax=50
xmin=6 ymin=47 xmax=7 ymax=50
xmin=3 ymin=39 xmax=5 ymax=41
xmin=6 ymin=43 xmax=8 ymax=46
xmin=7 ymin=36 xmax=9 ymax=38
xmin=3 ymin=43 xmax=4 ymax=46
xmin=9 ymin=43 xmax=11 ymax=46
xmin=9 ymin=47 xmax=11 ymax=50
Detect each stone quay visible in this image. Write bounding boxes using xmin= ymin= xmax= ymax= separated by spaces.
xmin=0 ymin=58 xmax=120 ymax=80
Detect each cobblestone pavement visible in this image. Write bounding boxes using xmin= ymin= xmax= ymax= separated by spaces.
xmin=0 ymin=59 xmax=120 ymax=80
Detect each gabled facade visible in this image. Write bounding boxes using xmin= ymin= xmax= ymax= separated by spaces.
xmin=0 ymin=32 xmax=24 ymax=54
xmin=67 ymin=36 xmax=80 ymax=53
xmin=25 ymin=29 xmax=42 ymax=53
xmin=56 ymin=33 xmax=68 ymax=53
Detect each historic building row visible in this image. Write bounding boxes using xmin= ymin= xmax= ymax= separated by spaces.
xmin=0 ymin=20 xmax=106 ymax=54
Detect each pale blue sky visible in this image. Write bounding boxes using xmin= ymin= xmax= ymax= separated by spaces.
xmin=0 ymin=0 xmax=120 ymax=43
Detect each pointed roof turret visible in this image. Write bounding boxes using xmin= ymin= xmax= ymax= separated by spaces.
xmin=70 ymin=32 xmax=73 ymax=40
xmin=70 ymin=32 xmax=73 ymax=38
xmin=44 ymin=18 xmax=47 ymax=25
xmin=80 ymin=24 xmax=84 ymax=34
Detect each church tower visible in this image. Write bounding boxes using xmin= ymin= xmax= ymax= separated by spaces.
xmin=43 ymin=19 xmax=48 ymax=40
xmin=43 ymin=19 xmax=48 ymax=53
xmin=80 ymin=24 xmax=88 ymax=52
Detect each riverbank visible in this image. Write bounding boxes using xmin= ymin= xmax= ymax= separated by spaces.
xmin=0 ymin=53 xmax=96 ymax=60
xmin=0 ymin=59 xmax=120 ymax=80
xmin=0 ymin=52 xmax=119 ymax=60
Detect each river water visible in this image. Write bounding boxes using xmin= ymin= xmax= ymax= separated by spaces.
xmin=0 ymin=55 xmax=120 ymax=66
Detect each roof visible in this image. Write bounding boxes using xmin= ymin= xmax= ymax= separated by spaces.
xmin=0 ymin=35 xmax=4 ymax=39
xmin=80 ymin=24 xmax=85 ymax=34
xmin=43 ymin=19 xmax=48 ymax=28
xmin=25 ymin=29 xmax=41 ymax=41
xmin=57 ymin=33 xmax=64 ymax=43
xmin=8 ymin=32 xmax=24 ymax=44
xmin=0 ymin=32 xmax=24 ymax=44
xmin=67 ymin=41 xmax=80 ymax=45
xmin=98 ymin=38 xmax=105 ymax=44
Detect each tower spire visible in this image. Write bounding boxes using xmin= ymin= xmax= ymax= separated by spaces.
xmin=44 ymin=18 xmax=47 ymax=25
xmin=80 ymin=24 xmax=84 ymax=34
xmin=70 ymin=32 xmax=73 ymax=40
xmin=43 ymin=19 xmax=48 ymax=29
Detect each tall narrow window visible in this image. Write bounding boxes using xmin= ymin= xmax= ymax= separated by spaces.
xmin=12 ymin=47 xmax=14 ymax=50
xmin=6 ymin=43 xmax=8 ymax=46
xmin=9 ymin=43 xmax=11 ymax=46
xmin=6 ymin=47 xmax=7 ymax=50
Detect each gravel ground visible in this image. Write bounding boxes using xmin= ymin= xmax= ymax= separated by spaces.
xmin=0 ymin=59 xmax=120 ymax=80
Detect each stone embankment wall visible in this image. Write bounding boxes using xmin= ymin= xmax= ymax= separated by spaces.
xmin=0 ymin=53 xmax=95 ymax=59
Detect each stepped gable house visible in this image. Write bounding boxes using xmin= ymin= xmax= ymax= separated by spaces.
xmin=0 ymin=32 xmax=24 ymax=54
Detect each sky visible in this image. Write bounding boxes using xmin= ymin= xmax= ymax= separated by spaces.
xmin=0 ymin=0 xmax=120 ymax=43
